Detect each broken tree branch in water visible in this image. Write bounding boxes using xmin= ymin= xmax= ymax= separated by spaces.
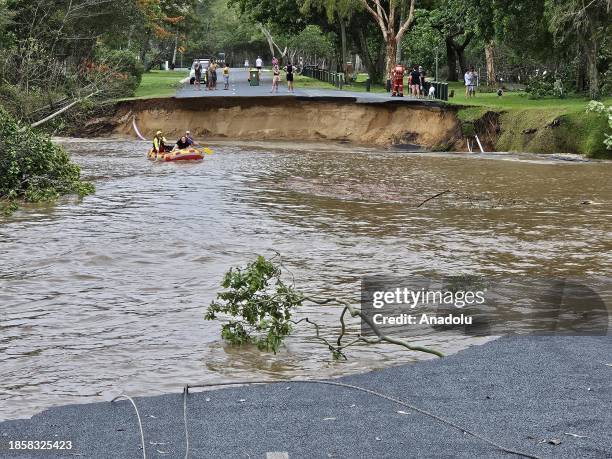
xmin=416 ymin=189 xmax=451 ymax=208
xmin=302 ymin=296 xmax=444 ymax=358
xmin=206 ymin=254 xmax=444 ymax=359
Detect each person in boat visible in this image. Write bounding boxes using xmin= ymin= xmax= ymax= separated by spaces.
xmin=173 ymin=135 xmax=191 ymax=151
xmin=152 ymin=130 xmax=168 ymax=153
xmin=185 ymin=130 xmax=198 ymax=146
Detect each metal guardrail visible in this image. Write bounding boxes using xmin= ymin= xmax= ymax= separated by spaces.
xmin=302 ymin=66 xmax=345 ymax=90
xmin=429 ymin=82 xmax=449 ymax=101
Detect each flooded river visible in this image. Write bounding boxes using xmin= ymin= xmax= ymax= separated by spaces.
xmin=1 ymin=139 xmax=611 ymax=421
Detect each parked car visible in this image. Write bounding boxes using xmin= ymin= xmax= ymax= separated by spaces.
xmin=189 ymin=59 xmax=210 ymax=84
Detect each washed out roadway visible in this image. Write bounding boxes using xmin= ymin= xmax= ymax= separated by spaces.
xmin=1 ymin=335 xmax=611 ymax=458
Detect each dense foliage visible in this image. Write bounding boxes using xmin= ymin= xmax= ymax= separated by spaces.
xmin=0 ymin=107 xmax=94 ymax=214
xmin=586 ymin=101 xmax=612 ymax=150
xmin=205 ymin=255 xmax=303 ymax=352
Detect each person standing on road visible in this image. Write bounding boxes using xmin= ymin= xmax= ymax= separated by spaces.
xmin=206 ymin=62 xmax=213 ymax=91
xmin=271 ymin=63 xmax=280 ymax=93
xmin=284 ymin=61 xmax=295 ymax=93
xmin=255 ymin=56 xmax=263 ymax=79
xmin=211 ymin=60 xmax=218 ymax=90
xmin=223 ymin=63 xmax=230 ymax=90
xmin=194 ymin=62 xmax=202 ymax=91
xmin=419 ymin=66 xmax=427 ymax=97
xmin=410 ymin=65 xmax=421 ymax=98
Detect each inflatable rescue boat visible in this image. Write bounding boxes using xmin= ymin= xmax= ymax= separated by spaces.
xmin=147 ymin=147 xmax=205 ymax=162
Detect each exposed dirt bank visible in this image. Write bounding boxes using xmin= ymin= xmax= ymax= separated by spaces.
xmin=458 ymin=106 xmax=610 ymax=158
xmin=102 ymin=97 xmax=461 ymax=149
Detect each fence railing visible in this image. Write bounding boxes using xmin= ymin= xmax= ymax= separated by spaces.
xmin=302 ymin=66 xmax=345 ymax=89
xmin=302 ymin=66 xmax=449 ymax=101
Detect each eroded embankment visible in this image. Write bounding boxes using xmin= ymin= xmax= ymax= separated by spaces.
xmin=102 ymin=97 xmax=462 ymax=148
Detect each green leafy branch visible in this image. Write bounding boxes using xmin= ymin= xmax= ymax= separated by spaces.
xmin=205 ymin=254 xmax=443 ymax=359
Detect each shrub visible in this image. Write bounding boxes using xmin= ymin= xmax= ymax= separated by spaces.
xmin=93 ymin=46 xmax=144 ymax=97
xmin=525 ymin=73 xmax=564 ymax=99
xmin=0 ymin=106 xmax=94 ymax=214
xmin=205 ymin=255 xmax=303 ymax=352
xmin=586 ymin=101 xmax=612 ymax=150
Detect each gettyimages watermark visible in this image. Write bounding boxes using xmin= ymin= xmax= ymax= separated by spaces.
xmin=361 ymin=276 xmax=610 ymax=338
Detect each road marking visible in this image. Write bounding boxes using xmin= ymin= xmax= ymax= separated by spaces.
xmin=266 ymin=453 xmax=289 ymax=459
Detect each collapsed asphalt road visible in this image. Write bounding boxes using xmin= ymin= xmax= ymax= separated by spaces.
xmin=1 ymin=335 xmax=610 ymax=458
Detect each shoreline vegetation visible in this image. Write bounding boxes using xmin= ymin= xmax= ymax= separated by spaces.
xmin=0 ymin=108 xmax=94 ymax=216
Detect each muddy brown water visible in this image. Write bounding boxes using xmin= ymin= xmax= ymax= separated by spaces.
xmin=1 ymin=139 xmax=611 ymax=421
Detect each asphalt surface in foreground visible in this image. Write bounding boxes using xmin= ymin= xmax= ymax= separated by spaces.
xmin=1 ymin=335 xmax=611 ymax=458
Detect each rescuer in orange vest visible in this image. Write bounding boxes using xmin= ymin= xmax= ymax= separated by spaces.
xmin=391 ymin=64 xmax=406 ymax=97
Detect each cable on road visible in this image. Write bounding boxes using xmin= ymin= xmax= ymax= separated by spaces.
xmin=182 ymin=379 xmax=541 ymax=459
xmin=111 ymin=394 xmax=146 ymax=459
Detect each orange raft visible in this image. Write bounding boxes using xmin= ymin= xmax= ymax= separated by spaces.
xmin=147 ymin=147 xmax=204 ymax=162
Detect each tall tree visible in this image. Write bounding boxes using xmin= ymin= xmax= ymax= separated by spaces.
xmin=545 ymin=0 xmax=610 ymax=99
xmin=360 ymin=0 xmax=417 ymax=80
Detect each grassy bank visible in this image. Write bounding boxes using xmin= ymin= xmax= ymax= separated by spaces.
xmin=132 ymin=70 xmax=189 ymax=99
xmin=447 ymin=82 xmax=612 ymax=158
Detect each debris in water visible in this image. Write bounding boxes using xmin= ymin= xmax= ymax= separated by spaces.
xmin=396 ymin=410 xmax=409 ymax=415
xmin=323 ymin=417 xmax=336 ymax=421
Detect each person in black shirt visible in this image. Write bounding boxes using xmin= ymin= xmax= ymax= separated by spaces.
xmin=285 ymin=62 xmax=295 ymax=92
xmin=410 ymin=66 xmax=421 ymax=98
xmin=174 ymin=136 xmax=191 ymax=151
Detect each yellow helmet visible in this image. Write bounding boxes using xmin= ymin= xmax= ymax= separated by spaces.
xmin=156 ymin=130 xmax=162 ymax=135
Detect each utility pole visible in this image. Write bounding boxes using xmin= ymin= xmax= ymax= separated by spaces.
xmin=435 ymin=48 xmax=439 ymax=81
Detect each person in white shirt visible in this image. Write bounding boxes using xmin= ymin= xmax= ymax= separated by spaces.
xmin=255 ymin=56 xmax=263 ymax=80
xmin=464 ymin=67 xmax=476 ymax=97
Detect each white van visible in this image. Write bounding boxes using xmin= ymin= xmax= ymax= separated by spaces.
xmin=189 ymin=59 xmax=210 ymax=81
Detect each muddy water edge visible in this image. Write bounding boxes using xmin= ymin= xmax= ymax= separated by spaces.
xmin=0 ymin=138 xmax=610 ymax=421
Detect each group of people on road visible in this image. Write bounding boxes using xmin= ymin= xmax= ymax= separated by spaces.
xmin=193 ymin=60 xmax=231 ymax=91
xmin=261 ymin=56 xmax=296 ymax=93
xmin=406 ymin=65 xmax=434 ymax=98
xmin=269 ymin=56 xmax=296 ymax=93
xmin=396 ymin=64 xmax=479 ymax=99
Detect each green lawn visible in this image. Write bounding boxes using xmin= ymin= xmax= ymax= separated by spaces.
xmin=293 ymin=73 xmax=388 ymax=93
xmin=446 ymin=81 xmax=612 ymax=111
xmin=132 ymin=70 xmax=189 ymax=99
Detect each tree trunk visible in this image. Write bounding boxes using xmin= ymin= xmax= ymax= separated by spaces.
xmin=171 ymin=30 xmax=178 ymax=67
xmin=485 ymin=41 xmax=495 ymax=86
xmin=396 ymin=0 xmax=405 ymax=63
xmin=445 ymin=37 xmax=458 ymax=81
xmin=357 ymin=28 xmax=382 ymax=83
xmin=385 ymin=35 xmax=397 ymax=82
xmin=457 ymin=47 xmax=467 ymax=76
xmin=585 ymin=42 xmax=600 ymax=99
xmin=340 ymin=19 xmax=347 ymax=73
